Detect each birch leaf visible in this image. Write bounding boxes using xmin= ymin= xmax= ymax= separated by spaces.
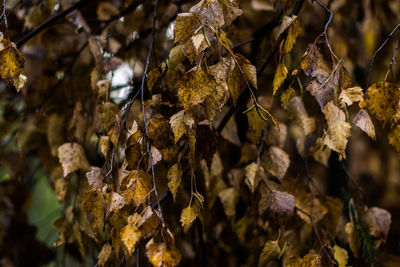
xmin=273 ymin=62 xmax=288 ymax=95
xmin=58 ymin=143 xmax=90 ymax=177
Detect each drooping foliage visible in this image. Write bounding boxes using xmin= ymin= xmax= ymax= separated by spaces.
xmin=1 ymin=0 xmax=400 ymax=266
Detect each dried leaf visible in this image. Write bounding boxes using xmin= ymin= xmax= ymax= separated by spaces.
xmin=359 ymin=82 xmax=400 ymax=127
xmin=281 ymin=87 xmax=296 ymax=106
xmin=82 ymin=189 xmax=104 ymax=233
xmin=177 ymin=67 xmax=216 ymax=112
xmin=121 ymin=223 xmax=142 ymax=256
xmin=334 ymin=245 xmax=348 ymax=267
xmin=353 ymin=109 xmax=376 ymax=140
xmin=339 ymin=86 xmax=364 ymax=106
xmin=266 ymin=191 xmax=295 ymax=216
xmin=0 ymin=36 xmax=25 ymax=91
xmin=247 ymin=108 xmax=267 ymax=143
xmin=245 ymin=162 xmax=260 ymax=193
xmin=58 ymin=143 xmax=90 ymax=177
xmin=195 ymin=0 xmax=225 ymax=30
xmin=98 ymin=243 xmax=112 ymax=267
xmin=174 ymin=13 xmax=198 ymax=44
xmin=122 ymin=170 xmax=153 ymax=206
xmin=86 ymin=166 xmax=102 ymax=189
xmin=218 ymin=187 xmax=239 ymax=217
xmin=145 ymin=230 xmax=181 ymax=267
xmin=277 ymin=15 xmax=297 ymax=39
xmin=273 ymin=62 xmax=288 ymax=95
xmin=363 ymin=207 xmax=391 ymax=242
xmin=180 ymin=200 xmax=202 ymax=232
xmin=169 ymin=110 xmax=194 ymax=143
xmin=262 ymin=146 xmax=290 ymax=180
xmin=301 ymin=252 xmax=322 ymax=267
xmin=167 ymin=163 xmax=182 ymax=201
xmin=150 ymin=146 xmax=162 ymax=165
xmin=258 ymin=239 xmax=280 ymax=267
xmin=283 ymin=19 xmax=301 ymax=54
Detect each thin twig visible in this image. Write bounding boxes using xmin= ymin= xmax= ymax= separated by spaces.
xmin=16 ymin=0 xmax=90 ymax=47
xmin=311 ymin=0 xmax=335 ymax=58
xmin=295 ymin=206 xmax=334 ymax=265
xmin=367 ymin=23 xmax=400 ymax=87
xmin=139 ymin=0 xmax=164 ymax=224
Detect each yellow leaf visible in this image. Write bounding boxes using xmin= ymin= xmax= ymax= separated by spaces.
xmin=121 ymin=170 xmax=153 ymax=206
xmin=121 ymin=223 xmax=142 ymax=256
xmin=388 ymin=125 xmax=400 ymax=152
xmin=98 ymin=243 xmax=112 ymax=267
xmin=301 ymin=252 xmax=322 ymax=267
xmin=177 ymin=67 xmax=216 ymax=111
xmin=281 ymin=86 xmax=296 ymax=106
xmin=183 ymin=33 xmax=209 ymax=63
xmin=245 ymin=162 xmax=260 ymax=193
xmin=276 ymin=15 xmax=297 ymax=39
xmin=82 ymin=189 xmax=105 ymax=233
xmin=334 ymin=245 xmax=348 ymax=267
xmin=217 ymin=30 xmax=234 ymax=56
xmin=273 ymin=62 xmax=288 ymax=95
xmin=167 ymin=163 xmax=182 ymax=201
xmin=236 ymin=54 xmax=257 ymax=89
xmin=169 ymin=110 xmax=194 ymax=143
xmin=173 ymin=13 xmax=198 ymax=44
xmin=218 ymin=187 xmax=239 ymax=217
xmin=0 ymin=36 xmax=25 ymax=91
xmin=258 ymin=239 xmax=281 ymax=267
xmin=345 ymin=221 xmax=360 ymax=258
xmin=353 ymin=109 xmax=376 ymax=140
xmin=99 ymin=102 xmax=120 ymax=132
xmin=359 ymin=82 xmax=400 ymax=127
xmin=246 ymin=107 xmax=267 ymax=143
xmin=58 ymin=143 xmax=90 ymax=177
xmin=145 ymin=230 xmax=181 ymax=267
xmin=324 ymin=120 xmax=351 ymax=158
xmin=296 ymin=194 xmax=328 ymax=224
xmin=283 ymin=19 xmax=301 ymax=54
xmin=180 ymin=201 xmax=201 ymax=232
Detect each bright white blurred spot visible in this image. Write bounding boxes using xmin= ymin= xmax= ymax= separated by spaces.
xmin=166 ymin=21 xmax=175 ymax=41
xmin=119 ymin=17 xmax=125 ymax=22
xmin=107 ymin=63 xmax=134 ymax=103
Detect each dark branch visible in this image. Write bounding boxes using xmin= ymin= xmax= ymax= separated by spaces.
xmin=16 ymin=0 xmax=90 ymax=47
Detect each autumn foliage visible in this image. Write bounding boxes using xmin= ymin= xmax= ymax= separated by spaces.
xmin=1 ymin=0 xmax=400 ymax=266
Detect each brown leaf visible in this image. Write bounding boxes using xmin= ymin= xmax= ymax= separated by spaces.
xmin=98 ymin=243 xmax=112 ymax=267
xmin=218 ymin=187 xmax=239 ymax=217
xmin=82 ymin=189 xmax=104 ymax=233
xmin=145 ymin=230 xmax=181 ymax=267
xmin=258 ymin=239 xmax=280 ymax=266
xmin=359 ymin=82 xmax=400 ymax=127
xmin=353 ymin=109 xmax=376 ymax=140
xmin=86 ymin=166 xmax=102 ymax=190
xmin=363 ymin=207 xmax=391 ymax=243
xmin=262 ymin=146 xmax=290 ymax=180
xmin=265 ymin=191 xmax=295 ymax=216
xmin=58 ymin=143 xmax=90 ymax=177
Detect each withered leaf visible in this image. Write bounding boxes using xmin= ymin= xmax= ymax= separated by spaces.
xmin=145 ymin=230 xmax=181 ymax=267
xmin=244 ymin=162 xmax=260 ymax=193
xmin=121 ymin=223 xmax=142 ymax=256
xmin=247 ymin=107 xmax=267 ymax=144
xmin=362 ymin=206 xmax=391 ymax=242
xmin=333 ymin=245 xmax=348 ymax=267
xmin=218 ymin=187 xmax=239 ymax=218
xmin=283 ymin=18 xmax=301 ymax=54
xmin=167 ymin=163 xmax=182 ymax=201
xmin=262 ymin=146 xmax=290 ymax=180
xmin=180 ymin=200 xmax=202 ymax=232
xmin=122 ymin=170 xmax=153 ymax=206
xmin=258 ymin=239 xmax=280 ymax=267
xmin=195 ymin=0 xmax=225 ymax=30
xmin=359 ymin=82 xmax=400 ymax=127
xmin=273 ymin=62 xmax=288 ymax=95
xmin=98 ymin=243 xmax=112 ymax=267
xmin=169 ymin=110 xmax=194 ymax=143
xmin=82 ymin=189 xmax=104 ymax=233
xmin=353 ymin=109 xmax=376 ymax=140
xmin=266 ymin=191 xmax=295 ymax=216
xmin=58 ymin=143 xmax=90 ymax=177
xmin=0 ymin=35 xmax=26 ymax=91
xmin=173 ymin=13 xmax=198 ymax=44
xmin=86 ymin=166 xmax=102 ymax=189
xmin=177 ymin=67 xmax=216 ymax=112
xmin=339 ymin=86 xmax=364 ymax=106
